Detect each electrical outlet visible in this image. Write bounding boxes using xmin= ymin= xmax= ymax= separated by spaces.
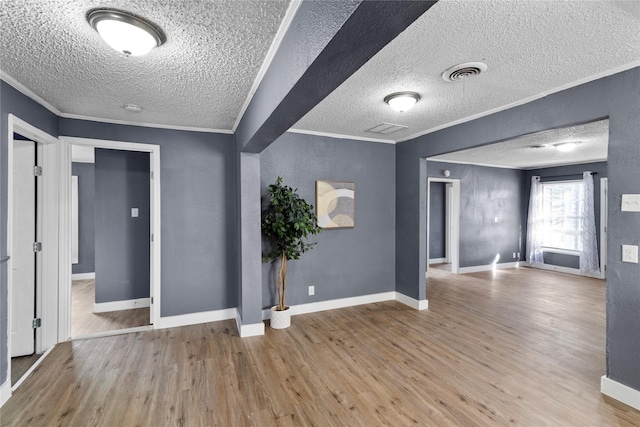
xmin=308 ymin=285 xmax=315 ymax=296
xmin=517 ymin=252 xmax=520 ymax=258
xmin=513 ymin=252 xmax=517 ymax=258
xmin=622 ymin=245 xmax=638 ymax=263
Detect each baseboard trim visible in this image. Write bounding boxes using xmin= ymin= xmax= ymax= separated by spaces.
xmin=262 ymin=291 xmax=396 ymax=320
xmin=458 ymin=261 xmax=520 ymax=274
xmin=11 ymin=346 xmax=54 ymax=392
xmin=72 ymin=326 xmax=152 ymax=341
xmin=601 ymin=376 xmax=640 ymax=411
xmin=71 ymin=272 xmax=95 ymax=280
xmin=1 ymin=380 xmax=11 ymax=408
xmin=526 ymin=262 xmax=601 ymax=278
xmin=155 ymin=307 xmax=236 ymax=329
xmin=235 ymin=310 xmax=265 ymax=337
xmin=93 ymin=298 xmax=150 ymax=313
xmin=395 ymin=292 xmax=429 ymax=310
xmin=428 ymin=258 xmax=446 ymax=264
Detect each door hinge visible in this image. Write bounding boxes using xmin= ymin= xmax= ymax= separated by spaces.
xmin=33 ymin=165 xmax=43 ymax=176
xmin=151 ymin=234 xmax=154 ymax=242
xmin=151 ymin=297 xmax=154 ymax=304
xmin=150 ymin=171 xmax=154 ymax=179
xmin=32 ymin=318 xmax=42 ymax=329
xmin=33 ymin=242 xmax=42 ymax=252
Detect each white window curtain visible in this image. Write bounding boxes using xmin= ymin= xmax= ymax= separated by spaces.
xmin=580 ymin=172 xmax=600 ymax=275
xmin=526 ymin=176 xmax=544 ymax=265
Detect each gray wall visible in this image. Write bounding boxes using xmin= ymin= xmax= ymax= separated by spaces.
xmin=0 ymin=81 xmax=58 ymax=386
xmin=260 ymin=132 xmax=395 ymax=309
xmin=427 ymin=161 xmax=524 ymax=268
xmin=71 ymin=162 xmax=95 ymax=275
xmin=59 ymin=119 xmax=237 ymax=316
xmin=429 ymin=182 xmax=446 ymax=260
xmin=523 ymin=162 xmax=608 ymax=269
xmin=396 ymin=67 xmax=640 ymax=391
xmin=94 ymin=149 xmax=150 ymax=303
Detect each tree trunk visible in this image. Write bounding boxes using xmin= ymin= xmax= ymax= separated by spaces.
xmin=278 ymin=250 xmax=288 ymax=311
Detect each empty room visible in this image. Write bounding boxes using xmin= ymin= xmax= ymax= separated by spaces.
xmin=1 ymin=1 xmax=639 ymax=425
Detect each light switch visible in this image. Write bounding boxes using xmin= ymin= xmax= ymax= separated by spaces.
xmin=131 ymin=208 xmax=139 ymax=218
xmin=621 ymin=194 xmax=640 ymax=212
xmin=622 ymin=245 xmax=638 ymax=263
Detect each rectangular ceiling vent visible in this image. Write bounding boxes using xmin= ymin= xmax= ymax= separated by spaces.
xmin=366 ymin=122 xmax=408 ymax=135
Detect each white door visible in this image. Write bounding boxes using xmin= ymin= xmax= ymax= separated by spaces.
xmin=11 ymin=139 xmax=38 ymax=357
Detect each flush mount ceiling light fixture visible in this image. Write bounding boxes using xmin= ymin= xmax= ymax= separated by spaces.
xmin=384 ymin=91 xmax=421 ymax=113
xmin=88 ymin=9 xmax=165 ymax=56
xmin=554 ymin=141 xmax=581 ymax=152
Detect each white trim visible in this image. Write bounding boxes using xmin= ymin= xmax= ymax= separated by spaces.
xmin=71 ymin=272 xmax=95 ymax=280
xmin=458 ymin=261 xmax=520 ymax=274
xmin=235 ymin=311 xmax=265 ymax=337
xmin=155 ymin=308 xmax=237 ymax=330
xmin=601 ymin=376 xmax=640 ymax=411
xmin=428 ymin=258 xmax=446 ymax=264
xmin=287 ymin=128 xmax=395 ymax=144
xmin=58 ymin=136 xmax=161 ymax=339
xmin=72 ymin=326 xmax=152 ymax=341
xmin=93 ymin=298 xmax=150 ymax=313
xmin=1 ymin=380 xmax=11 ymax=407
xmin=396 ymin=60 xmax=640 ymax=143
xmin=1 ymin=72 xmax=62 ymax=116
xmin=232 ymin=0 xmax=303 ymax=132
xmin=11 ymin=346 xmax=54 ymax=392
xmin=7 ymin=115 xmax=59 ymax=388
xmin=259 ymin=292 xmax=429 ymax=320
xmin=525 ymin=262 xmax=601 ymax=278
xmin=60 ymin=113 xmax=232 ymax=135
xmin=395 ymin=292 xmax=429 ymax=310
xmin=427 ymin=178 xmax=461 ymax=274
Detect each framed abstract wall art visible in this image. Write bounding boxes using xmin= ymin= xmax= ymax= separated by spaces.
xmin=315 ymin=180 xmax=355 ymax=228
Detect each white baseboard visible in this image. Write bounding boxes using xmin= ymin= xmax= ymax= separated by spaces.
xmin=526 ymin=263 xmax=601 ymax=278
xmin=395 ymin=292 xmax=429 ymax=310
xmin=235 ymin=310 xmax=265 ymax=337
xmin=262 ymin=291 xmax=396 ymax=320
xmin=1 ymin=380 xmax=11 ymax=408
xmin=601 ymin=376 xmax=640 ymax=411
xmin=458 ymin=261 xmax=519 ymax=274
xmin=93 ymin=297 xmax=150 ymax=313
xmin=71 ymin=272 xmax=95 ymax=280
xmin=155 ymin=307 xmax=236 ymax=329
xmin=72 ymin=326 xmax=152 ymax=341
xmin=11 ymin=347 xmax=54 ymax=392
xmin=428 ymin=258 xmax=446 ymax=264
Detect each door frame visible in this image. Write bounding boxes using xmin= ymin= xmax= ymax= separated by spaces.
xmin=6 ymin=114 xmax=59 ymax=390
xmin=427 ymin=178 xmax=460 ymax=274
xmin=58 ymin=136 xmax=161 ymax=340
xmin=600 ymin=177 xmax=608 ymax=279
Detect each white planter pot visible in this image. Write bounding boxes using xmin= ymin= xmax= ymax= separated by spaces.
xmin=270 ymin=306 xmax=291 ymax=329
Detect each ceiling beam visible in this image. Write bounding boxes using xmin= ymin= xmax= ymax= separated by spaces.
xmin=235 ymin=0 xmax=438 ymax=154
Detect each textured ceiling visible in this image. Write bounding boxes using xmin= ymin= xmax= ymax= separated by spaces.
xmin=293 ymin=0 xmax=640 ymax=142
xmin=429 ymin=119 xmax=609 ymax=169
xmin=1 ymin=1 xmax=638 ymax=139
xmin=0 ymin=0 xmax=290 ymax=131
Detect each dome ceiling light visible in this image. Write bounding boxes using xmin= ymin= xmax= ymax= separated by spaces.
xmin=384 ymin=91 xmax=421 ymax=113
xmin=88 ymin=9 xmax=165 ymax=56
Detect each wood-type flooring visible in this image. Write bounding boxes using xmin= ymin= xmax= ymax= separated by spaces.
xmin=2 ymin=267 xmax=639 ymax=426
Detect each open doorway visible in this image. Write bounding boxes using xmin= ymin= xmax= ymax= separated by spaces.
xmin=426 ymin=177 xmax=460 ymax=275
xmin=61 ymin=138 xmax=161 ymax=340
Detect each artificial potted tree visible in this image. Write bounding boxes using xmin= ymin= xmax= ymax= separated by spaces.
xmin=262 ymin=176 xmax=322 ymax=329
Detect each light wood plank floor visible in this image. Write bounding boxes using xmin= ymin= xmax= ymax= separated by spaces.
xmin=72 ymin=279 xmax=149 ymax=336
xmin=3 ymin=268 xmax=639 ymax=426
xmin=10 ymin=353 xmax=42 ymax=386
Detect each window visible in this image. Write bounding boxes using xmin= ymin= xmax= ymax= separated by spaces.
xmin=541 ymin=181 xmax=584 ymax=251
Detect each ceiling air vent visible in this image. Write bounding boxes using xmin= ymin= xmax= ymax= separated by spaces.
xmin=442 ymin=62 xmax=487 ymax=82
xmin=366 ymin=122 xmax=408 ymax=135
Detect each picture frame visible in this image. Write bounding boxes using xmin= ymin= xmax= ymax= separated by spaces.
xmin=315 ymin=180 xmax=355 ymax=229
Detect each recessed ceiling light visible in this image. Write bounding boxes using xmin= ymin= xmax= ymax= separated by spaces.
xmin=88 ymin=9 xmax=165 ymax=56
xmin=442 ymin=62 xmax=488 ymax=82
xmin=554 ymin=141 xmax=580 ymax=152
xmin=124 ymin=104 xmax=142 ymax=113
xmin=384 ymin=91 xmax=420 ymax=112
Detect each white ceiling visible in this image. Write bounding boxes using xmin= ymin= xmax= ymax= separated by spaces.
xmin=429 ymin=119 xmax=609 ymax=170
xmin=1 ymin=1 xmax=639 ymax=141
